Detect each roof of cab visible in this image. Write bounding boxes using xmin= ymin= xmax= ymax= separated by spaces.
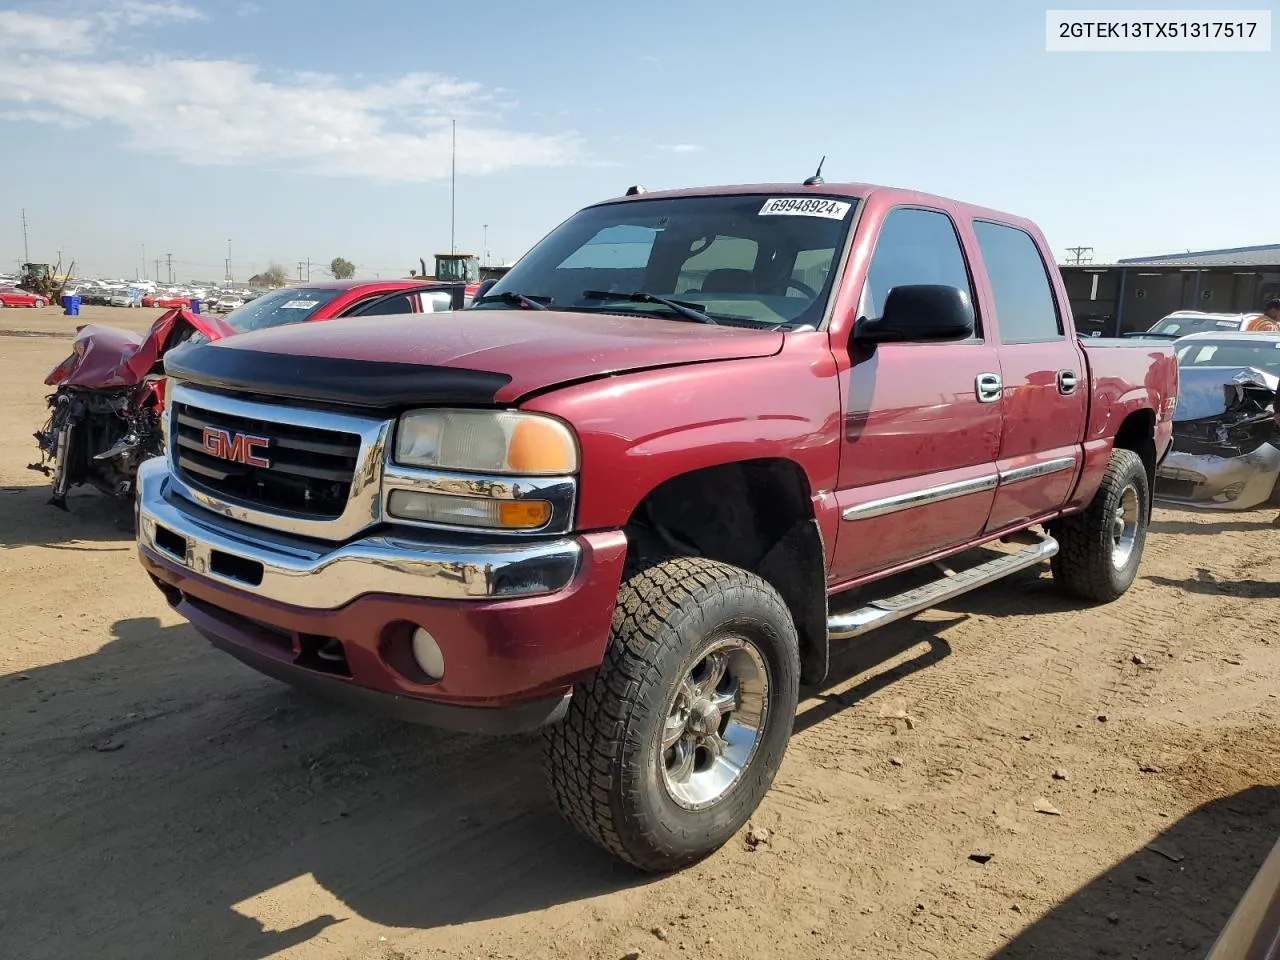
xmin=592 ymin=181 xmax=1040 ymax=232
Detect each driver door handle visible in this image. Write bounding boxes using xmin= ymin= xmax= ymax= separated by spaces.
xmin=1057 ymin=370 xmax=1079 ymax=395
xmin=975 ymin=372 xmax=1002 ymax=404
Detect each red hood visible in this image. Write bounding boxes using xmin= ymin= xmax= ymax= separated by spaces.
xmin=50 ymin=307 xmax=233 ymax=389
xmin=197 ymin=308 xmax=785 ymax=402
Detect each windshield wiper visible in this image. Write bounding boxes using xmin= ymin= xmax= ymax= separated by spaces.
xmin=581 ymin=290 xmax=718 ymax=325
xmin=474 ymin=291 xmax=550 ymax=310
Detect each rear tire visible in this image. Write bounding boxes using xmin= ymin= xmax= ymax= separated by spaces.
xmin=1051 ymin=448 xmax=1149 ymax=602
xmin=543 ymin=557 xmax=799 ymax=872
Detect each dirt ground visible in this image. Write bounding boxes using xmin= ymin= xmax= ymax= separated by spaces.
xmin=2 ymin=306 xmax=1278 ymax=960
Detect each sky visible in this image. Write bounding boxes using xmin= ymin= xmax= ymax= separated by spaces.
xmin=0 ymin=0 xmax=1275 ymax=282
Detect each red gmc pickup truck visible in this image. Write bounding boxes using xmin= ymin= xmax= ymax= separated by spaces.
xmin=136 ymin=180 xmax=1178 ymax=872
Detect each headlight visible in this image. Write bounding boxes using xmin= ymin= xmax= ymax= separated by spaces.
xmin=395 ymin=410 xmax=578 ymax=476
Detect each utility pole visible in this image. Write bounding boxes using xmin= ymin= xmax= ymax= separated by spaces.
xmin=483 ymin=224 xmax=488 ymax=266
xmin=1065 ymin=246 xmax=1094 ymax=265
xmin=306 ymin=257 xmax=311 ymax=282
xmin=141 ymin=243 xmax=146 ymax=280
xmin=226 ymin=239 xmax=232 ymax=283
xmin=20 ymin=208 xmax=29 ymax=264
xmin=450 ymin=118 xmax=456 ymax=255
xmin=166 ymin=253 xmax=173 ymax=284
xmin=153 ymin=258 xmax=161 ymax=282
xmin=297 ymin=260 xmax=305 ymax=282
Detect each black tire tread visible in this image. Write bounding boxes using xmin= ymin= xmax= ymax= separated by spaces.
xmin=542 ymin=556 xmax=792 ymax=871
xmin=1052 ymin=447 xmax=1148 ymax=602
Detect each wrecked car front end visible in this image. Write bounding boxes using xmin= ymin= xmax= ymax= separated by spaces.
xmin=1156 ymin=366 xmax=1280 ymax=509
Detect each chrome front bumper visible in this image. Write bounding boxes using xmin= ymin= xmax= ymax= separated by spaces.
xmin=135 ymin=458 xmax=582 ymax=608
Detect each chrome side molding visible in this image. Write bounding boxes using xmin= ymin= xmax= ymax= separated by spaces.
xmin=841 ymin=474 xmax=998 ymax=522
xmin=998 ymin=457 xmax=1076 ymax=485
xmin=841 ymin=458 xmax=1078 ymax=522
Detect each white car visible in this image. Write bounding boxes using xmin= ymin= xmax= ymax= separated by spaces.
xmin=213 ymin=297 xmax=244 ymax=313
xmin=108 ymin=289 xmax=142 ymax=308
xmin=1141 ymin=310 xmax=1275 ymax=339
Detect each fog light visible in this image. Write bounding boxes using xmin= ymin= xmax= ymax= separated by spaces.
xmin=411 ymin=627 xmax=445 ymax=680
xmin=388 ymin=489 xmax=551 ymax=530
xmin=1214 ymin=482 xmax=1246 ymax=503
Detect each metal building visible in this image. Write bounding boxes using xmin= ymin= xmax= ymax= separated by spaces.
xmin=1059 ymin=244 xmax=1280 ymax=336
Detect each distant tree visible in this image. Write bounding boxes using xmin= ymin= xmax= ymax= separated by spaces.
xmin=259 ymin=263 xmax=287 ymax=287
xmin=330 ymin=257 xmax=355 ymax=279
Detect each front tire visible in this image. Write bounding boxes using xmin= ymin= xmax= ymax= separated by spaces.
xmin=543 ymin=557 xmax=800 ymax=872
xmin=1051 ymin=448 xmax=1149 ymax=602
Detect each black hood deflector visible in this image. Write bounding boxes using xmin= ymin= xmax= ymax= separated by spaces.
xmin=164 ymin=342 xmax=512 ymax=410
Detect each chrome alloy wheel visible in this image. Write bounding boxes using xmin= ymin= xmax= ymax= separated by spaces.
xmin=1111 ymin=484 xmax=1140 ymax=570
xmin=660 ymin=636 xmax=770 ymax=810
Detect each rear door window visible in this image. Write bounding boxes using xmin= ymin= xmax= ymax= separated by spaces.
xmin=973 ymin=221 xmax=1063 ymax=343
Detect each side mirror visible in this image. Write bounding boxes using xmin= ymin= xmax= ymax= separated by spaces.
xmin=472 ymin=278 xmax=498 ymax=304
xmin=853 ymin=284 xmax=975 ymax=344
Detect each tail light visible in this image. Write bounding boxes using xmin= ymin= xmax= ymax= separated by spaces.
xmin=44 ymin=354 xmax=77 ymax=386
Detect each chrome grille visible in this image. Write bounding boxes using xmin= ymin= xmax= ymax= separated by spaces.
xmin=172 ymin=401 xmax=361 ymax=519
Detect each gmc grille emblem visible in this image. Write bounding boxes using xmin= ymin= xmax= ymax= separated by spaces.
xmin=201 ymin=426 xmax=270 ymax=468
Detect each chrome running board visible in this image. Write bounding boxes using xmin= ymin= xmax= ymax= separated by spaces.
xmin=826 ymin=536 xmax=1059 ymax=640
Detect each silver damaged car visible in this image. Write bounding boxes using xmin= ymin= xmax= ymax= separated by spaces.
xmin=1156 ymin=332 xmax=1280 ymax=510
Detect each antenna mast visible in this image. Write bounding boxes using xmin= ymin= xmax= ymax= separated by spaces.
xmin=450 ymin=119 xmax=456 ymax=255
xmin=803 ymin=156 xmax=827 ymax=186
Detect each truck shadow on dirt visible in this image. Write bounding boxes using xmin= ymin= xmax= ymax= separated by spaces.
xmin=990 ymin=786 xmax=1280 ymax=959
xmin=798 ymin=622 xmax=955 ymax=733
xmin=1146 ymin=569 xmax=1280 ymax=600
xmin=1150 ymin=515 xmax=1272 ymax=536
xmin=0 ymin=485 xmax=133 ymax=549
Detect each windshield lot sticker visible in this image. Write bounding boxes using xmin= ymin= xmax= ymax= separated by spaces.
xmin=759 ymin=197 xmax=851 ymax=219
xmin=281 ymin=299 xmax=320 ymax=309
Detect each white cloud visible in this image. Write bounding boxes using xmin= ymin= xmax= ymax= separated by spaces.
xmin=235 ymin=1 xmax=261 ymax=17
xmin=658 ymin=143 xmax=704 ymax=153
xmin=0 ymin=11 xmax=95 ymax=53
xmin=0 ymin=2 xmax=205 ymax=54
xmin=0 ymin=23 xmax=583 ymax=184
xmin=99 ymin=2 xmax=207 ymax=28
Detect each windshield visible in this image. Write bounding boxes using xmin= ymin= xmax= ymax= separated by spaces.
xmin=1173 ymin=365 xmax=1279 ymax=421
xmin=1150 ymin=316 xmax=1240 ymax=336
xmin=217 ymin=286 xmax=343 ymax=334
xmin=1175 ymin=338 xmax=1280 ymax=377
xmin=436 ymin=257 xmax=478 ymax=282
xmin=475 ymin=193 xmax=858 ymax=327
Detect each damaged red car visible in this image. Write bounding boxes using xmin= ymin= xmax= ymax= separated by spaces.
xmin=29 ymin=279 xmax=468 ymax=516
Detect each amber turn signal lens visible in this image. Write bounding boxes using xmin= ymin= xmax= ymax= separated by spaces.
xmin=499 ymin=500 xmax=552 ymax=528
xmin=507 ymin=418 xmax=577 ymax=474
